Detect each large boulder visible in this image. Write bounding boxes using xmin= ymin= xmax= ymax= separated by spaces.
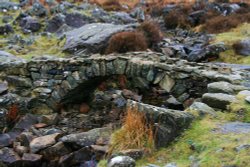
xmin=127 ymin=100 xmax=193 ymax=147
xmin=63 ymin=23 xmax=137 ymax=54
xmin=202 ymin=93 xmax=237 ymax=110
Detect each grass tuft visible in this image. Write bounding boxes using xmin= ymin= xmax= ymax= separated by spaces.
xmin=109 ymin=104 xmax=155 ymax=154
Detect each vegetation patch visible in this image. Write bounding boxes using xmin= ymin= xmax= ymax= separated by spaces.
xmin=108 ymin=105 xmax=155 ymax=154
xmin=136 ymin=113 xmax=250 ymax=167
xmin=7 ymin=35 xmax=66 ymax=60
xmin=229 ymin=94 xmax=250 ymax=123
xmin=213 ymin=23 xmax=250 ymax=64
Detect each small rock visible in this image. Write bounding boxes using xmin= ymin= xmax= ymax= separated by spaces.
xmin=60 ymin=127 xmax=112 ymax=148
xmin=40 ymin=142 xmax=71 ymax=160
xmin=0 ymin=24 xmax=13 ymax=35
xmin=0 ymin=147 xmax=21 ymax=165
xmin=164 ymin=162 xmax=177 ymax=167
xmin=233 ymin=38 xmax=250 ymax=56
xmin=30 ymin=133 xmax=61 ymax=153
xmin=19 ymin=16 xmax=41 ymax=33
xmin=59 ymin=147 xmax=93 ymax=166
xmin=0 ymin=82 xmax=8 ymax=95
xmin=208 ymin=82 xmax=234 ymax=94
xmin=108 ymin=156 xmax=136 ymax=167
xmin=38 ymin=113 xmax=59 ymax=125
xmin=245 ymin=96 xmax=250 ymax=104
xmin=238 ymin=90 xmax=250 ymax=97
xmin=22 ymin=153 xmax=42 ymax=166
xmin=13 ymin=114 xmax=38 ymax=131
xmin=189 ymin=102 xmax=216 ymax=117
xmin=14 ymin=145 xmax=29 ymax=156
xmin=159 ymin=75 xmax=175 ymax=92
xmin=202 ymin=93 xmax=237 ymax=110
xmin=235 ymin=144 xmax=250 ymax=152
xmin=165 ymin=96 xmax=184 ymax=110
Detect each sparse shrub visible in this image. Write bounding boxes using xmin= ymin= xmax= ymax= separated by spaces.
xmin=7 ymin=104 xmax=19 ymax=125
xmin=109 ymin=105 xmax=155 ymax=154
xmin=137 ymin=21 xmax=163 ymax=47
xmin=105 ymin=31 xmax=148 ymax=54
xmin=202 ymin=15 xmax=239 ymax=33
xmin=164 ymin=10 xmax=191 ymax=29
xmin=101 ymin=0 xmax=123 ymax=11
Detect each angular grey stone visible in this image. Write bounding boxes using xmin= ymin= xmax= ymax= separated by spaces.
xmin=208 ymin=81 xmax=246 ymax=94
xmin=0 ymin=147 xmax=20 ymax=165
xmin=60 ymin=127 xmax=112 ymax=147
xmin=189 ymin=102 xmax=216 ymax=117
xmin=63 ymin=23 xmax=137 ymax=54
xmin=0 ymin=82 xmax=8 ymax=95
xmin=202 ymin=93 xmax=237 ymax=110
xmin=238 ymin=90 xmax=250 ymax=97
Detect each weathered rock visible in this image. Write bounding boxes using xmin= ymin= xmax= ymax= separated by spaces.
xmin=65 ymin=12 xmax=93 ymax=28
xmin=165 ymin=96 xmax=184 ymax=110
xmin=14 ymin=114 xmax=38 ymax=131
xmin=0 ymin=24 xmax=13 ymax=35
xmin=188 ymin=102 xmax=216 ymax=117
xmin=245 ymin=96 xmax=250 ymax=104
xmin=0 ymin=82 xmax=8 ymax=95
xmin=46 ymin=14 xmax=65 ymax=33
xmin=60 ymin=127 xmax=112 ymax=147
xmin=159 ymin=74 xmax=175 ymax=92
xmin=238 ymin=90 xmax=250 ymax=97
xmin=28 ymin=2 xmax=47 ymax=17
xmin=108 ymin=156 xmax=136 ymax=167
xmin=38 ymin=113 xmax=59 ymax=125
xmin=58 ymin=147 xmax=93 ymax=167
xmin=127 ymin=100 xmax=193 ymax=147
xmin=202 ymin=93 xmax=237 ymax=110
xmin=29 ymin=133 xmax=61 ymax=153
xmin=21 ymin=153 xmax=42 ymax=166
xmin=63 ymin=23 xmax=137 ymax=54
xmin=40 ymin=142 xmax=71 ymax=160
xmin=235 ymin=144 xmax=250 ymax=152
xmin=0 ymin=132 xmax=20 ymax=148
xmin=208 ymin=82 xmax=246 ymax=94
xmin=0 ymin=147 xmax=21 ymax=165
xmin=0 ymin=51 xmax=23 ymax=64
xmin=19 ymin=16 xmax=41 ymax=33
xmin=217 ymin=122 xmax=250 ymax=134
xmin=233 ymin=38 xmax=250 ymax=56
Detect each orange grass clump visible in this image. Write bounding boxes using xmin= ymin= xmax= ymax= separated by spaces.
xmin=109 ymin=104 xmax=155 ymax=154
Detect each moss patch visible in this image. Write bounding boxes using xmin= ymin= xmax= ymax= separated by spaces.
xmin=229 ymin=94 xmax=250 ymax=123
xmin=7 ymin=35 xmax=66 ymax=60
xmin=212 ymin=23 xmax=250 ymax=64
xmin=136 ymin=114 xmax=250 ymax=166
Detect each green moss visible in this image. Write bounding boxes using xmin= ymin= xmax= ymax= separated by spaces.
xmin=212 ymin=23 xmax=250 ymax=64
xmin=218 ymin=49 xmax=250 ymax=65
xmin=135 ymin=114 xmax=250 ymax=167
xmin=229 ymin=95 xmax=250 ymax=123
xmin=214 ymin=23 xmax=250 ymax=45
xmin=7 ymin=35 xmax=66 ymax=59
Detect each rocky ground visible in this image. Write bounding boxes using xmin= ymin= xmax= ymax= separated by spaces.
xmin=0 ymin=0 xmax=250 ymax=167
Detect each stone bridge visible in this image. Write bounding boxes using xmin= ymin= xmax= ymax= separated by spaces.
xmin=0 ymin=52 xmax=245 ymax=113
